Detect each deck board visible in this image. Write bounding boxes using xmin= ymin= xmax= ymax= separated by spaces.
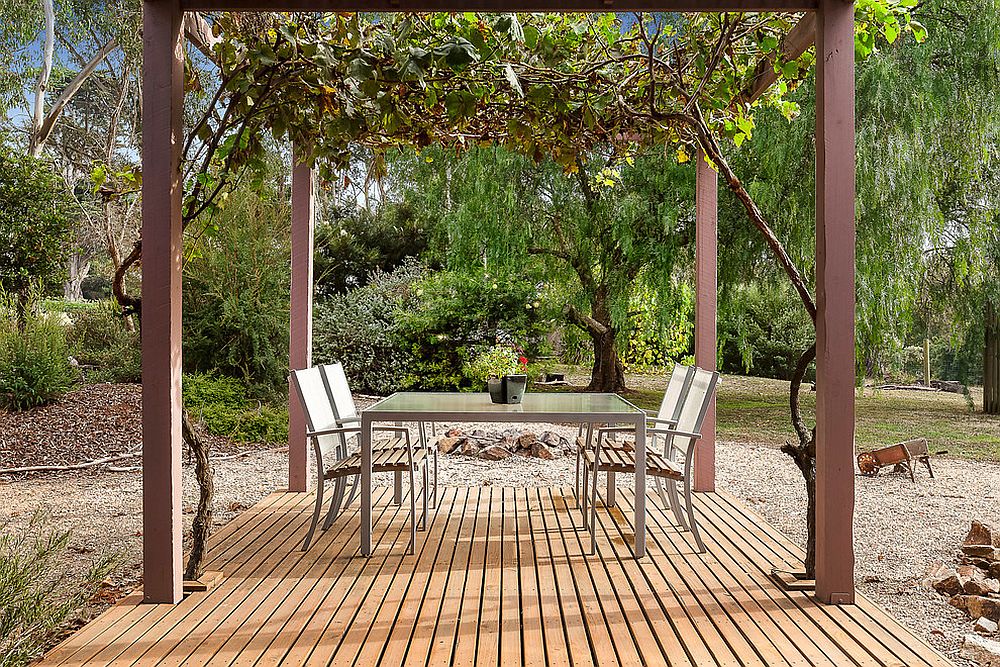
xmin=38 ymin=486 xmax=954 ymax=667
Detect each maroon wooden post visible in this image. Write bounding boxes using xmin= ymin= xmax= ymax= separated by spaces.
xmin=288 ymin=148 xmax=315 ymax=492
xmin=815 ymin=0 xmax=857 ymax=605
xmin=141 ymin=0 xmax=184 ymax=604
xmin=693 ymin=149 xmax=718 ymax=493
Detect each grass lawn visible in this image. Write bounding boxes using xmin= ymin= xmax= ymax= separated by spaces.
xmin=545 ymin=366 xmax=1000 ymax=463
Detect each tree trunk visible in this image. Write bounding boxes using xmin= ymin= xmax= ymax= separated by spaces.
xmin=182 ymin=411 xmax=214 ymax=581
xmin=588 ymin=327 xmax=626 ymax=392
xmin=923 ymin=338 xmax=931 ymax=386
xmin=985 ymin=301 xmax=1000 ymax=415
xmin=63 ymin=254 xmax=90 ymax=301
xmin=585 ymin=291 xmax=626 ymax=393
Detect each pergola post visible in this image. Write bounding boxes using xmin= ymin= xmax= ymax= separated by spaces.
xmin=814 ymin=0 xmax=857 ymax=605
xmin=141 ymin=0 xmax=185 ymax=604
xmin=693 ymin=149 xmax=718 ymax=493
xmin=288 ymin=148 xmax=315 ymax=493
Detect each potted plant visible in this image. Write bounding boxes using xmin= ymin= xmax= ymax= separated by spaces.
xmin=466 ymin=344 xmax=529 ymax=404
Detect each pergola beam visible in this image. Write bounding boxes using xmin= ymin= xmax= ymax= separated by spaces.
xmin=742 ymin=12 xmax=816 ymax=103
xmin=182 ymin=0 xmax=816 ymax=10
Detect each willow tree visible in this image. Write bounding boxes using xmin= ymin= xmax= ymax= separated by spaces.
xmin=386 ymin=145 xmax=694 ymax=391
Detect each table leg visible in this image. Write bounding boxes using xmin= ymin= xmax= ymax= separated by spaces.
xmin=607 ymin=471 xmax=616 ymax=506
xmin=361 ymin=413 xmax=372 ymax=557
xmin=634 ymin=415 xmax=646 ymax=559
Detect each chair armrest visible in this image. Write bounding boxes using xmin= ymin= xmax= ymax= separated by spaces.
xmin=306 ymin=425 xmax=360 ymax=438
xmin=647 ymin=416 xmax=679 ymax=426
xmin=649 ymin=428 xmax=701 ymax=440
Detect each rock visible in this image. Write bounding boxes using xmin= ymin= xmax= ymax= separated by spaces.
xmin=991 ymin=563 xmax=1000 ymax=580
xmin=966 ymin=521 xmax=1000 ymax=548
xmin=951 ymin=595 xmax=973 ymax=612
xmin=965 ymin=546 xmax=1000 ymax=560
xmin=437 ymin=437 xmax=462 ymax=454
xmin=967 ymin=596 xmax=1000 ymax=622
xmin=967 ymin=577 xmax=1000 ymax=597
xmin=961 ymin=634 xmax=1000 ymax=667
xmin=540 ymin=431 xmax=561 ymax=446
xmin=446 ymin=427 xmax=465 ymax=438
xmin=976 ymin=617 xmax=1000 ymax=635
xmin=479 ymin=445 xmax=511 ymax=460
xmin=933 ymin=570 xmax=965 ymax=597
xmin=517 ymin=432 xmax=537 ymax=449
xmin=460 ymin=439 xmax=478 ymax=456
xmin=530 ymin=442 xmax=555 ymax=460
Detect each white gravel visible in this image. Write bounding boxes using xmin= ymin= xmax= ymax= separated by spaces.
xmin=2 ymin=423 xmax=997 ymax=665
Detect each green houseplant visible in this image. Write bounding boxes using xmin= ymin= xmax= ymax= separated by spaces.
xmin=465 ymin=344 xmax=529 ymax=404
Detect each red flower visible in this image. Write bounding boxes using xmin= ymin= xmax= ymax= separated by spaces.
xmin=519 ymin=356 xmax=529 ymax=365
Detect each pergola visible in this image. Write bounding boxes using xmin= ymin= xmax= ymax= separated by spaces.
xmin=141 ymin=0 xmax=855 ymax=608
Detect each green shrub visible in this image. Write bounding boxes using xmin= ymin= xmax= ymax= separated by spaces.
xmin=718 ymin=284 xmax=815 ymax=381
xmin=313 ymin=261 xmax=421 ymax=395
xmin=183 ymin=187 xmax=291 ymax=399
xmin=396 ymin=268 xmax=554 ymax=390
xmin=0 ymin=294 xmax=76 ymax=410
xmin=183 ymin=373 xmax=288 ymax=444
xmin=0 ymin=512 xmax=116 ymax=667
xmin=66 ymin=301 xmax=141 ymax=384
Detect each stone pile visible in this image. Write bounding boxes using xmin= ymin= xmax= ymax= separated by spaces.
xmin=435 ymin=427 xmax=574 ymax=461
xmin=925 ymin=521 xmax=1000 ymax=665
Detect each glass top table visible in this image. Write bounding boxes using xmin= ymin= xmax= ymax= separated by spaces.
xmin=358 ymin=391 xmax=649 ymax=559
xmin=365 ymin=391 xmax=644 ymax=421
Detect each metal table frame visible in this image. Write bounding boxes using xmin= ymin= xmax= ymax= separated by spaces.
xmin=360 ymin=392 xmax=647 ymax=558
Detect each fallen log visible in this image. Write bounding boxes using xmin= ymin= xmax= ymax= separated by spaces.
xmin=0 ymin=451 xmax=141 ymax=475
xmin=875 ymin=384 xmax=941 ymax=392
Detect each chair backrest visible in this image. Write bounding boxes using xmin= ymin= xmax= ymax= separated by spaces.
xmin=658 ymin=363 xmax=695 ymax=422
xmin=319 ymin=362 xmax=358 ymax=424
xmin=289 ymin=367 xmax=341 ymax=462
xmin=674 ymin=366 xmax=721 ymax=438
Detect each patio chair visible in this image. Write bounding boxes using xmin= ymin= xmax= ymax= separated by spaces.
xmin=320 ymin=362 xmax=438 ymax=511
xmin=584 ymin=366 xmax=720 ymax=554
xmin=575 ymin=363 xmax=696 ymax=524
xmin=290 ymin=365 xmax=428 ymax=554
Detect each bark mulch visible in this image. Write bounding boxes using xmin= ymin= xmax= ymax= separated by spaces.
xmin=0 ymin=383 xmax=262 ymax=475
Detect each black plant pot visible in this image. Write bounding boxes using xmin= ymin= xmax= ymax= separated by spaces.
xmin=488 ymin=374 xmax=528 ymax=404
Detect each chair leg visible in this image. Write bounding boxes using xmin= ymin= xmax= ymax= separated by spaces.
xmin=667 ymin=479 xmax=688 ymax=530
xmin=590 ymin=465 xmax=600 ymax=555
xmin=408 ymin=464 xmax=417 ymax=555
xmin=394 ymin=471 xmax=403 ymax=505
xmin=654 ymin=477 xmax=669 ymax=508
xmin=575 ymin=444 xmax=582 ymax=504
xmin=432 ymin=450 xmax=439 ymax=509
xmin=581 ymin=459 xmax=590 ymax=527
xmin=322 ymin=477 xmax=345 ymax=530
xmin=606 ymin=471 xmax=616 ymax=506
xmin=421 ymin=462 xmax=429 ymax=531
xmin=302 ymin=476 xmax=324 ymax=552
xmin=344 ymin=474 xmax=359 ymax=509
xmin=683 ymin=477 xmax=706 ymax=553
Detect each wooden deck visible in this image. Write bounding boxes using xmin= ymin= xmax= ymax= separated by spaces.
xmin=39 ymin=486 xmax=953 ymax=667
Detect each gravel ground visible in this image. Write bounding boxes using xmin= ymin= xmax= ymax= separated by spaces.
xmin=2 ymin=415 xmax=997 ymax=664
